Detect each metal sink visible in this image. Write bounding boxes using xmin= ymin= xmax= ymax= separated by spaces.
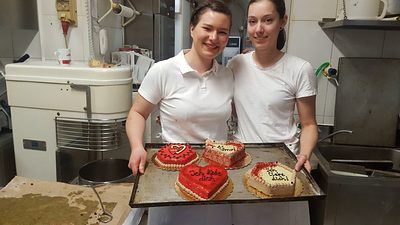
xmin=316 ymin=143 xmax=400 ymax=174
xmin=309 ymin=143 xmax=400 ymax=225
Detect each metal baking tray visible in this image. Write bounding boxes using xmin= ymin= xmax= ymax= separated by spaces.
xmin=129 ymin=143 xmax=325 ymax=208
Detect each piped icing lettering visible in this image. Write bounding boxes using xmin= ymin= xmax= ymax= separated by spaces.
xmin=178 ymin=164 xmax=228 ymax=200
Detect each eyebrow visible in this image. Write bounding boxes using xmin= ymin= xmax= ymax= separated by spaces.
xmin=202 ymin=23 xmax=229 ymax=32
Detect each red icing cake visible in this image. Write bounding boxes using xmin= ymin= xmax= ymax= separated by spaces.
xmin=154 ymin=143 xmax=199 ymax=170
xmin=176 ymin=164 xmax=229 ymax=200
xmin=203 ymin=139 xmax=246 ymax=167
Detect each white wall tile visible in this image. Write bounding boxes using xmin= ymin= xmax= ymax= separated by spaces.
xmin=0 ymin=28 xmax=14 ymax=58
xmin=383 ymin=30 xmax=400 ymax=58
xmin=38 ymin=0 xmax=57 ymax=15
xmin=287 ymin=21 xmax=334 ymax=68
xmin=323 ymin=116 xmax=334 ymax=125
xmin=39 ymin=15 xmax=68 ymax=59
xmin=324 ymin=80 xmax=337 ymax=118
xmin=316 ymin=115 xmax=324 ymax=124
xmin=287 ymin=21 xmax=335 ymax=120
xmin=316 ymin=76 xmax=329 ymax=117
xmin=39 ymin=15 xmax=85 ymax=61
xmin=291 ymin=0 xmax=338 ymax=21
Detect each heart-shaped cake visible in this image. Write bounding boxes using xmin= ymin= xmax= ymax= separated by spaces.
xmin=155 ymin=143 xmax=199 ymax=170
xmin=247 ymin=162 xmax=296 ymax=197
xmin=203 ymin=139 xmax=246 ymax=167
xmin=177 ymin=164 xmax=228 ymax=200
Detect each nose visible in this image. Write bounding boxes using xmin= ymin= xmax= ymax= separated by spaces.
xmin=209 ymin=30 xmax=218 ymax=41
xmin=255 ymin=22 xmax=264 ymax=33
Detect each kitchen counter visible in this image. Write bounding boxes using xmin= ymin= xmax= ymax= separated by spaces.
xmin=0 ymin=176 xmax=133 ymax=225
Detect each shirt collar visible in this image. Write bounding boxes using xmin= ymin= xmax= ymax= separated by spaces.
xmin=178 ymin=49 xmax=219 ymax=76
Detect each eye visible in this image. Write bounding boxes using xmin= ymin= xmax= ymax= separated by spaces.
xmin=203 ymin=26 xmax=212 ymax=31
xmin=248 ymin=19 xmax=256 ymax=25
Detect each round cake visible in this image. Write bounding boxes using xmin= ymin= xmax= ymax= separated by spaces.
xmin=154 ymin=143 xmax=199 ymax=170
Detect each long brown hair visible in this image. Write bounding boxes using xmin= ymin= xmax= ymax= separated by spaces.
xmin=190 ymin=0 xmax=232 ymax=30
xmin=247 ymin=0 xmax=286 ymax=50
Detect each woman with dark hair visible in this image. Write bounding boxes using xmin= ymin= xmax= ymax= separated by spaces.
xmin=227 ymin=0 xmax=317 ymax=224
xmin=126 ymin=1 xmax=234 ymax=224
xmin=127 ymin=0 xmax=233 ymax=176
xmin=229 ymin=0 xmax=317 ymax=172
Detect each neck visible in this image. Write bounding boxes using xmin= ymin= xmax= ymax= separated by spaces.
xmin=253 ymin=48 xmax=284 ymax=68
xmin=184 ymin=50 xmax=213 ymax=74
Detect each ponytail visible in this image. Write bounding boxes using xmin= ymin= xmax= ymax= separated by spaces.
xmin=277 ymin=28 xmax=286 ymax=50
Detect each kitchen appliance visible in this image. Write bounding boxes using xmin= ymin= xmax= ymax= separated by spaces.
xmin=5 ymin=61 xmax=133 ymax=182
xmin=343 ymin=0 xmax=388 ymax=20
xmin=385 ymin=0 xmax=400 ymax=15
xmin=334 ymin=57 xmax=400 ymax=147
xmin=78 ymin=158 xmax=133 ymax=185
xmin=124 ymin=0 xmax=175 ymax=62
xmin=0 ymin=132 xmax=15 ymax=187
xmin=222 ymin=36 xmax=241 ymax=66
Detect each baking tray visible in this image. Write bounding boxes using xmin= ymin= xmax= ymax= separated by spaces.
xmin=129 ymin=143 xmax=325 ymax=208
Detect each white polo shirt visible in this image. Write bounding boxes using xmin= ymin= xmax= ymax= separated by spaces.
xmin=139 ymin=50 xmax=234 ymax=143
xmin=228 ymin=52 xmax=317 ymax=153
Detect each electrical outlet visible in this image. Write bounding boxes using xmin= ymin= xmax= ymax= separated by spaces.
xmin=56 ymin=0 xmax=78 ymax=26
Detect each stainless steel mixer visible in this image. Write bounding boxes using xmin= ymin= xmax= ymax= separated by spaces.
xmin=5 ymin=60 xmax=133 ymax=182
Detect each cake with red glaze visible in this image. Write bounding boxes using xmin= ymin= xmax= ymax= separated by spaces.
xmin=203 ymin=139 xmax=246 ymax=167
xmin=247 ymin=161 xmax=296 ymax=196
xmin=176 ymin=164 xmax=229 ymax=200
xmin=154 ymin=143 xmax=199 ymax=170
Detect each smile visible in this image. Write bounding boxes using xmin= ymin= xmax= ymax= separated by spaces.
xmin=204 ymin=43 xmax=219 ymax=49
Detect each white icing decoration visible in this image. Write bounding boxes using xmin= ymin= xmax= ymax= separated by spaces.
xmin=259 ymin=166 xmax=292 ymax=184
xmin=170 ymin=144 xmax=186 ymax=154
xmin=214 ymin=144 xmax=235 ymax=152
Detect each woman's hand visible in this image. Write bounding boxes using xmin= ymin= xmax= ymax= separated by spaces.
xmin=295 ymin=154 xmax=311 ymax=172
xmin=128 ymin=146 xmax=147 ymax=176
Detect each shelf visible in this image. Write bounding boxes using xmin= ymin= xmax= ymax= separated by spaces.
xmin=319 ymin=18 xmax=400 ymax=30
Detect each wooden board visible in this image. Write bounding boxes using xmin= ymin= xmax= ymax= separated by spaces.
xmin=0 ymin=176 xmax=133 ymax=225
xmin=130 ymin=143 xmax=325 ymax=208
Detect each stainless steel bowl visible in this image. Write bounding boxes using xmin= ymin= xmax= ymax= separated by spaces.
xmin=78 ymin=158 xmax=134 ymax=185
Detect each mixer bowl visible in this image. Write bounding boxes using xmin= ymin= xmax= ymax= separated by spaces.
xmin=78 ymin=158 xmax=134 ymax=185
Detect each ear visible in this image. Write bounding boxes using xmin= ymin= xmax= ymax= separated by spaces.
xmin=281 ymin=15 xmax=288 ymax=28
xmin=190 ymin=24 xmax=195 ymax=38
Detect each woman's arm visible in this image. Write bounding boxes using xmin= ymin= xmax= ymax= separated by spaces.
xmin=126 ymin=94 xmax=155 ymax=175
xmin=295 ymin=95 xmax=318 ymax=172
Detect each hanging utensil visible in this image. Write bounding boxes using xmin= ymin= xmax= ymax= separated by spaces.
xmin=91 ymin=185 xmax=113 ymax=223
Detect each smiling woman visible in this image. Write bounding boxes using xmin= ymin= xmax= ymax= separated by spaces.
xmin=227 ymin=0 xmax=318 ymax=224
xmin=125 ymin=1 xmax=234 ymax=224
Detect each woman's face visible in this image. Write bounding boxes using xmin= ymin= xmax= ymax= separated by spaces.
xmin=190 ymin=9 xmax=230 ymax=60
xmin=247 ymin=0 xmax=287 ymax=51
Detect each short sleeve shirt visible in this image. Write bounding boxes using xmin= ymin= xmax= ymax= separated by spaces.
xmin=139 ymin=50 xmax=234 ymax=143
xmin=228 ymin=52 xmax=317 ymax=153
